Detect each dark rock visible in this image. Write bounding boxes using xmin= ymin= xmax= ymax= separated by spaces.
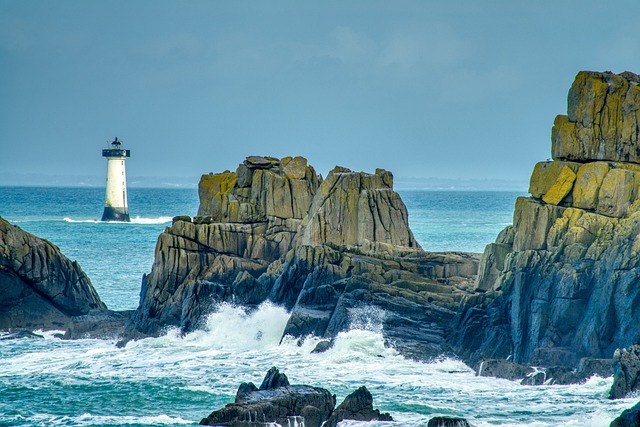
xmin=324 ymin=386 xmax=392 ymax=427
xmin=200 ymin=367 xmax=335 ymax=427
xmin=427 ymin=416 xmax=472 ymax=427
xmin=579 ymin=357 xmax=613 ymax=379
xmin=201 ymin=368 xmax=390 ymax=427
xmin=476 ymin=359 xmax=534 ymax=381
xmin=611 ymin=401 xmax=640 ymax=427
xmin=520 ymin=366 xmax=584 ymax=386
xmin=311 ymin=340 xmax=334 ymax=353
xmin=610 ymin=345 xmax=640 ymax=399
xmin=478 ymin=357 xmax=611 ymax=386
xmin=0 ymin=330 xmax=44 ymax=340
xmin=235 ymin=382 xmax=258 ymax=403
xmin=0 ymin=217 xmax=108 ymax=333
xmin=62 ymin=310 xmax=134 ymax=340
xmin=259 ymin=367 xmax=290 ymax=390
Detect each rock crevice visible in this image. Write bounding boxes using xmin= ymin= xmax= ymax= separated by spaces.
xmin=126 ymin=156 xmax=479 ymax=359
xmin=452 ymin=71 xmax=640 ymax=369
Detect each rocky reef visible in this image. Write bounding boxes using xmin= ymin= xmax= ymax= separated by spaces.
xmin=452 ymin=71 xmax=640 ymax=369
xmin=0 ymin=217 xmax=117 ymax=334
xmin=199 ymin=367 xmax=391 ymax=427
xmin=126 ymin=156 xmax=479 ymax=359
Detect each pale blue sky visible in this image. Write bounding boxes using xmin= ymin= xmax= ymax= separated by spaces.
xmin=2 ymin=1 xmax=639 ymax=186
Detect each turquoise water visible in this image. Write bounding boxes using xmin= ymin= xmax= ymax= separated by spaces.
xmin=0 ymin=186 xmax=635 ymax=426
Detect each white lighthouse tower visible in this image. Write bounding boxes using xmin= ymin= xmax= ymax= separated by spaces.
xmin=101 ymin=137 xmax=131 ymax=222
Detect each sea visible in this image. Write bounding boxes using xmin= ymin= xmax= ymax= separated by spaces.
xmin=0 ymin=186 xmax=635 ymax=427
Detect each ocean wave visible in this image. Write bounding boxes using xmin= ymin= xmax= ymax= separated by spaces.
xmin=63 ymin=216 xmax=172 ymax=224
xmin=25 ymin=413 xmax=193 ymax=426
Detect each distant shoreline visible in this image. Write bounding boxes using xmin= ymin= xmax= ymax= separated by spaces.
xmin=0 ymin=174 xmax=528 ymax=192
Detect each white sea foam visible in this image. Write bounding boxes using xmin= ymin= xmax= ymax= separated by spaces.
xmin=32 ymin=413 xmax=193 ymax=426
xmin=1 ymin=302 xmax=633 ymax=426
xmin=63 ymin=216 xmax=172 ymax=224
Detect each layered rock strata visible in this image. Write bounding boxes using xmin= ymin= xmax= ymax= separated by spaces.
xmin=127 ymin=156 xmax=479 ymax=359
xmin=453 ymin=71 xmax=640 ymax=368
xmin=0 ymin=217 xmax=114 ymax=333
xmin=127 ymin=156 xmax=322 ymax=335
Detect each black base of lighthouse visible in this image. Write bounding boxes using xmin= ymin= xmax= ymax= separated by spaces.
xmin=101 ymin=207 xmax=130 ymax=222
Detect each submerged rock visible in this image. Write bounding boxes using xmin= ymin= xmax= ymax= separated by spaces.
xmin=0 ymin=330 xmax=44 ymax=340
xmin=476 ymin=359 xmax=534 ymax=381
xmin=200 ymin=367 xmax=390 ymax=427
xmin=0 ymin=217 xmax=108 ymax=332
xmin=452 ymin=71 xmax=640 ymax=371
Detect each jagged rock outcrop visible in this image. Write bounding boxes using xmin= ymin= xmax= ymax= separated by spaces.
xmin=0 ymin=217 xmax=107 ymax=331
xmin=274 ymin=166 xmax=478 ymax=358
xmin=610 ymin=345 xmax=640 ymax=399
xmin=200 ymin=367 xmax=335 ymax=427
xmin=200 ymin=367 xmax=390 ymax=427
xmin=452 ymin=71 xmax=640 ymax=369
xmin=324 ymin=386 xmax=392 ymax=427
xmin=127 ymin=156 xmax=322 ymax=335
xmin=126 ymin=156 xmax=479 ymax=359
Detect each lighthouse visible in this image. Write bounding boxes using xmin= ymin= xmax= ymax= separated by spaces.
xmin=101 ymin=137 xmax=131 ymax=222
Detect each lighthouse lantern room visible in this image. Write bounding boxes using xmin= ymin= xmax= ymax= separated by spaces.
xmin=101 ymin=137 xmax=131 ymax=221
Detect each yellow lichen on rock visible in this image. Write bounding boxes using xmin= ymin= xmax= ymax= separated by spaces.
xmin=552 ymin=71 xmax=640 ymax=163
xmin=541 ymin=166 xmax=577 ymax=205
xmin=596 ymin=168 xmax=638 ymax=217
xmin=573 ymin=162 xmax=610 ymax=210
xmin=551 ymin=115 xmax=580 ymax=161
xmin=529 ymin=161 xmax=579 ymax=200
xmin=280 ymin=156 xmax=308 ymax=180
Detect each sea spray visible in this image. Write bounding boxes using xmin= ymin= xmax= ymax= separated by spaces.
xmin=2 ymin=187 xmax=638 ymax=426
xmin=0 ymin=302 xmax=635 ymax=427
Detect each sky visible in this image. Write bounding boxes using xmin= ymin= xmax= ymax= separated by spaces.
xmin=1 ymin=1 xmax=640 ymax=188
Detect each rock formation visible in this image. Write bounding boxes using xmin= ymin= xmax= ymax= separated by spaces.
xmin=427 ymin=417 xmax=472 ymax=427
xmin=452 ymin=71 xmax=640 ymax=368
xmin=610 ymin=401 xmax=640 ymax=427
xmin=476 ymin=357 xmax=611 ymax=385
xmin=0 ymin=217 xmax=107 ymax=331
xmin=610 ymin=345 xmax=640 ymax=399
xmin=126 ymin=156 xmax=479 ymax=360
xmin=324 ymin=386 xmax=392 ymax=427
xmin=199 ymin=367 xmax=390 ymax=427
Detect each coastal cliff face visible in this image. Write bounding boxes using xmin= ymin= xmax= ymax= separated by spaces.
xmin=453 ymin=71 xmax=640 ymax=367
xmin=128 ymin=156 xmax=321 ymax=335
xmin=0 ymin=217 xmax=106 ymax=331
xmin=128 ymin=157 xmax=479 ymax=359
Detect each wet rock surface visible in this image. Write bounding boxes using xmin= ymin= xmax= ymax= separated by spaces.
xmin=126 ymin=157 xmax=479 ymax=360
xmin=427 ymin=416 xmax=472 ymax=427
xmin=199 ymin=367 xmax=390 ymax=427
